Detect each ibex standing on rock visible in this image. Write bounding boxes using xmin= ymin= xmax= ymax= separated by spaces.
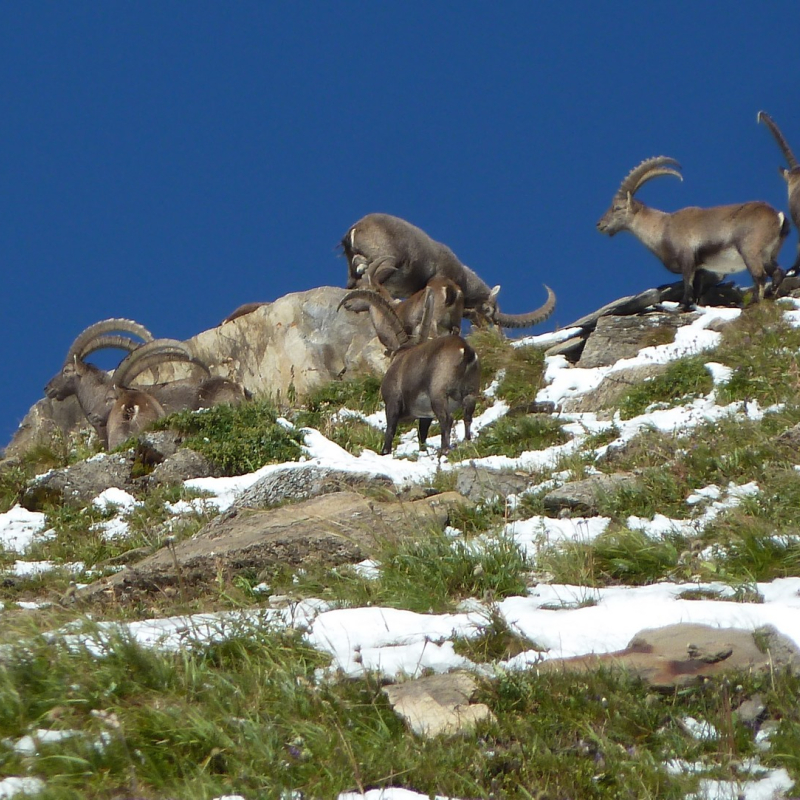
xmin=339 ymin=288 xmax=480 ymax=455
xmin=44 ymin=319 xmax=154 ymax=445
xmin=758 ymin=111 xmax=800 ymax=275
xmin=343 ymin=213 xmax=555 ymax=328
xmin=597 ymin=156 xmax=789 ymax=308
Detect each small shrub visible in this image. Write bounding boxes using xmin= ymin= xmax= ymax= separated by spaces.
xmin=453 ymin=608 xmax=543 ymax=662
xmin=716 ymin=302 xmax=800 ymax=405
xmin=467 ymin=328 xmax=547 ymax=407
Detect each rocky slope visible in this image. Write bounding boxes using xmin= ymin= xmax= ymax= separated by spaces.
xmin=2 ymin=283 xmax=800 ymax=799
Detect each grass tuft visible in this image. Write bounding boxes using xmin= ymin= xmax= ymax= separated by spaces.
xmin=154 ymin=399 xmax=305 ymax=475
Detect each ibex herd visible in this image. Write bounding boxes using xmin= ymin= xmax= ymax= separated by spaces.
xmin=45 ymin=320 xmax=248 ymax=451
xmin=44 ymin=111 xmax=800 ymax=455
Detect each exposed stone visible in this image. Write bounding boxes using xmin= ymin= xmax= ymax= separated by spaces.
xmin=538 ymin=623 xmax=800 ymax=689
xmin=455 ymin=465 xmax=532 ymax=503
xmin=132 ymin=286 xmax=388 ymax=403
xmin=561 ymin=364 xmax=668 ymax=416
xmin=777 ymin=422 xmax=800 ymax=450
xmin=234 ymin=465 xmax=394 ymax=509
xmin=4 ymin=396 xmax=94 ymax=462
xmin=506 ymin=401 xmax=557 ymax=417
xmin=735 ymin=694 xmax=766 ymax=726
xmin=22 ymin=452 xmax=136 ymax=511
xmin=565 ymin=288 xmax=668 ymax=331
xmin=78 ymin=490 xmax=470 ymax=600
xmin=544 ymin=334 xmax=585 ymax=362
xmin=382 ymin=671 xmax=495 ymax=738
xmin=6 ymin=286 xmax=387 ymax=459
xmin=135 ymin=431 xmax=184 ymax=463
xmin=542 ymin=472 xmax=637 ymax=515
xmin=145 ymin=448 xmax=221 ymax=487
xmin=577 ymin=312 xmax=696 ymax=369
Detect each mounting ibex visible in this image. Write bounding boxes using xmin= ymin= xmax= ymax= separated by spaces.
xmin=597 ymin=156 xmax=789 ymax=308
xmin=44 ymin=318 xmax=154 ymax=445
xmin=342 ymin=213 xmax=555 ymax=328
xmin=758 ymin=111 xmax=800 ymax=274
xmin=339 ymin=287 xmax=480 ymax=455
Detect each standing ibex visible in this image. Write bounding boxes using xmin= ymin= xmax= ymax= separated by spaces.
xmin=343 ymin=213 xmax=555 ymax=328
xmin=339 ymin=287 xmax=480 ymax=455
xmin=597 ymin=156 xmax=789 ymax=308
xmin=44 ymin=319 xmax=154 ymax=444
xmin=758 ymin=111 xmax=800 ymax=275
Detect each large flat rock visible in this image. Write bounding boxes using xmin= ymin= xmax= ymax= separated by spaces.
xmin=538 ymin=623 xmax=800 ymax=689
xmin=80 ymin=490 xmax=469 ymax=600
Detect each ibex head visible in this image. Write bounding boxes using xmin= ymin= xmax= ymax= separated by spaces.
xmin=44 ymin=319 xmax=154 ymax=400
xmin=103 ymin=338 xmax=208 ymax=409
xmin=597 ymin=156 xmax=683 ymax=236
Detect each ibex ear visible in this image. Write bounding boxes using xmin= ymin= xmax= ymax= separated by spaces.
xmin=780 ymin=166 xmax=790 ymax=182
xmin=489 ymin=285 xmax=501 ymax=302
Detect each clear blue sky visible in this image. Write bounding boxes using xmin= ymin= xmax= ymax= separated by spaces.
xmin=2 ymin=2 xmax=798 ymax=446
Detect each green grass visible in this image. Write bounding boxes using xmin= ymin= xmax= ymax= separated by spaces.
xmin=715 ymin=301 xmax=800 ymax=406
xmin=291 ymin=376 xmax=388 ymax=455
xmin=153 ymin=399 xmax=305 ymax=475
xmin=276 ymin=526 xmax=531 ymax=613
xmin=4 ymin=623 xmax=798 ymax=799
xmin=618 ymin=356 xmax=713 ymax=420
xmin=467 ymin=328 xmax=548 ymax=407
xmin=450 ymin=413 xmax=568 ymax=460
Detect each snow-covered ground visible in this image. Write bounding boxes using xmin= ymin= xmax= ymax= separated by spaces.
xmin=2 ymin=303 xmax=798 ymax=800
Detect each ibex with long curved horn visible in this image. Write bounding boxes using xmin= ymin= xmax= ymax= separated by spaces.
xmin=597 ymin=156 xmax=789 ymax=308
xmin=342 ymin=213 xmax=555 ymax=328
xmin=44 ymin=319 xmax=154 ymax=444
xmin=339 ymin=287 xmax=480 ymax=455
xmin=104 ymin=339 xmax=249 ymax=449
xmin=345 ymin=275 xmax=464 ymax=353
xmin=758 ymin=111 xmax=800 ymax=275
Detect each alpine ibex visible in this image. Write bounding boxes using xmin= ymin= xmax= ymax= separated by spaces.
xmin=342 ymin=213 xmax=555 ymax=328
xmin=104 ymin=339 xmax=249 ymax=449
xmin=758 ymin=111 xmax=800 ymax=275
xmin=339 ymin=287 xmax=480 ymax=455
xmin=343 ymin=275 xmax=464 ymax=352
xmin=597 ymin=156 xmax=789 ymax=308
xmin=44 ymin=319 xmax=155 ymax=444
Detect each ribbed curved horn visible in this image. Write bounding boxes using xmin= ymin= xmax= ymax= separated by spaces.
xmin=339 ymin=288 xmax=409 ymax=348
xmin=112 ymin=339 xmax=208 ymax=388
xmin=758 ymin=111 xmax=799 ymax=170
xmin=79 ymin=335 xmax=148 ymax=362
xmin=65 ymin=319 xmax=154 ymax=364
xmin=617 ymin=156 xmax=683 ymax=198
xmin=493 ymin=284 xmax=557 ymax=330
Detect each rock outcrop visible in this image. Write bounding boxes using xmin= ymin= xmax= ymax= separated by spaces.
xmin=4 ymin=286 xmax=387 ymax=458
